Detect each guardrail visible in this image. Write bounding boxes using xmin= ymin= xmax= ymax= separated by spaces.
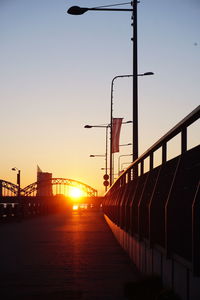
xmin=103 ymin=106 xmax=200 ymax=299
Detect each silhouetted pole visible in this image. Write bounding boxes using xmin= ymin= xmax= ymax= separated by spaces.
xmin=85 ymin=124 xmax=109 ymax=191
xmin=67 ymin=3 xmax=154 ymax=181
xmin=105 ymin=126 xmax=108 ymax=183
xmin=17 ymin=170 xmax=21 ymax=197
xmin=132 ymin=0 xmax=138 ymax=168
xmin=110 ymin=77 xmax=133 ymax=186
xmin=110 ymin=72 xmax=153 ymax=185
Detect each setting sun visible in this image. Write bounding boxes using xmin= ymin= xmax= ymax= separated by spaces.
xmin=69 ymin=187 xmax=84 ymax=199
xmin=72 ymin=204 xmax=79 ymax=210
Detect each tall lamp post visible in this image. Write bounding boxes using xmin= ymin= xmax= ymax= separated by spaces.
xmin=67 ymin=2 xmax=154 ymax=184
xmin=11 ymin=167 xmax=21 ymax=197
xmin=110 ymin=72 xmax=153 ymax=184
xmin=110 ymin=72 xmax=154 ymax=185
xmin=67 ymin=3 xmax=133 ymax=186
xmin=89 ymin=154 xmax=107 ymax=191
xmin=85 ymin=124 xmax=110 ymax=180
xmin=132 ymin=0 xmax=138 ymax=165
xmin=85 ymin=121 xmax=133 ymax=187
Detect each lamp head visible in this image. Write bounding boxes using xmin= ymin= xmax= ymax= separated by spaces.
xmin=11 ymin=167 xmax=16 ymax=171
xmin=143 ymin=72 xmax=154 ymax=76
xmin=84 ymin=125 xmax=92 ymax=128
xmin=67 ymin=6 xmax=88 ymax=15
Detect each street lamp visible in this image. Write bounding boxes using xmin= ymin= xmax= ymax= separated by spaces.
xmin=118 ymin=154 xmax=133 ymax=176
xmin=11 ymin=167 xmax=21 ymax=197
xmin=85 ymin=124 xmax=110 ymax=180
xmin=67 ymin=4 xmax=133 ymax=15
xmin=110 ymin=72 xmax=154 ymax=184
xmin=85 ymin=121 xmax=132 ymax=187
xmin=67 ymin=2 xmax=154 ymax=183
xmin=89 ymin=154 xmax=107 ymax=191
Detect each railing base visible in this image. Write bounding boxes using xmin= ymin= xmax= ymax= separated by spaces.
xmin=104 ymin=214 xmax=200 ymax=300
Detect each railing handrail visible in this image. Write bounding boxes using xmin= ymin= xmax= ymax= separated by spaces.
xmin=109 ymin=105 xmax=200 ymax=189
xmin=132 ymin=105 xmax=199 ymax=164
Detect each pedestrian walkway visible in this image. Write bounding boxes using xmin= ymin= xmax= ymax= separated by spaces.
xmin=0 ymin=210 xmax=140 ymax=299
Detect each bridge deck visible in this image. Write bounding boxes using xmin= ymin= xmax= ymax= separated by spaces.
xmin=0 ymin=210 xmax=139 ymax=299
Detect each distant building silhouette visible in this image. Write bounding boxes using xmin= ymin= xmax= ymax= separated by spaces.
xmin=36 ymin=165 xmax=53 ymax=196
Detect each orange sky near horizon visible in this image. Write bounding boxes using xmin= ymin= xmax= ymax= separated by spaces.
xmin=0 ymin=0 xmax=199 ymax=195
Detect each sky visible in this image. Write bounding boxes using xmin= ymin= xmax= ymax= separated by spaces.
xmin=0 ymin=0 xmax=199 ymax=195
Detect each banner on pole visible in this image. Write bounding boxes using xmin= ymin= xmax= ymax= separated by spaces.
xmin=112 ymin=118 xmax=123 ymax=153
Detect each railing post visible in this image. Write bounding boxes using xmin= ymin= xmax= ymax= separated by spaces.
xmin=150 ymin=152 xmax=154 ymax=170
xmin=140 ymin=161 xmax=144 ymax=176
xmin=181 ymin=127 xmax=187 ymax=153
xmin=128 ymin=170 xmax=131 ymax=182
xmin=162 ymin=143 xmax=167 ymax=163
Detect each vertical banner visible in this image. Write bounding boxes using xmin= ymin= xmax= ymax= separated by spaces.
xmin=112 ymin=118 xmax=123 ymax=153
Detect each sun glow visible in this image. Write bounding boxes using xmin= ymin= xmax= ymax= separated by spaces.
xmin=69 ymin=187 xmax=84 ymax=199
xmin=72 ymin=204 xmax=79 ymax=210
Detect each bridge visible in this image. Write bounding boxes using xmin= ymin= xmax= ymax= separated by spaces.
xmin=0 ymin=178 xmax=98 ymax=197
xmin=0 ymin=178 xmax=101 ymax=218
xmin=0 ymin=106 xmax=199 ymax=300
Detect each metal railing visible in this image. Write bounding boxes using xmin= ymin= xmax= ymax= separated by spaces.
xmin=103 ymin=105 xmax=200 ymax=274
xmin=111 ymin=105 xmax=199 ymax=188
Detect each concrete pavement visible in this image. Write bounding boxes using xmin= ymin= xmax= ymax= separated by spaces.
xmin=0 ymin=210 xmax=140 ymax=299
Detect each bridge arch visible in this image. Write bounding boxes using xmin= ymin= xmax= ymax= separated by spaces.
xmin=22 ymin=178 xmax=98 ymax=197
xmin=0 ymin=180 xmax=18 ymax=196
